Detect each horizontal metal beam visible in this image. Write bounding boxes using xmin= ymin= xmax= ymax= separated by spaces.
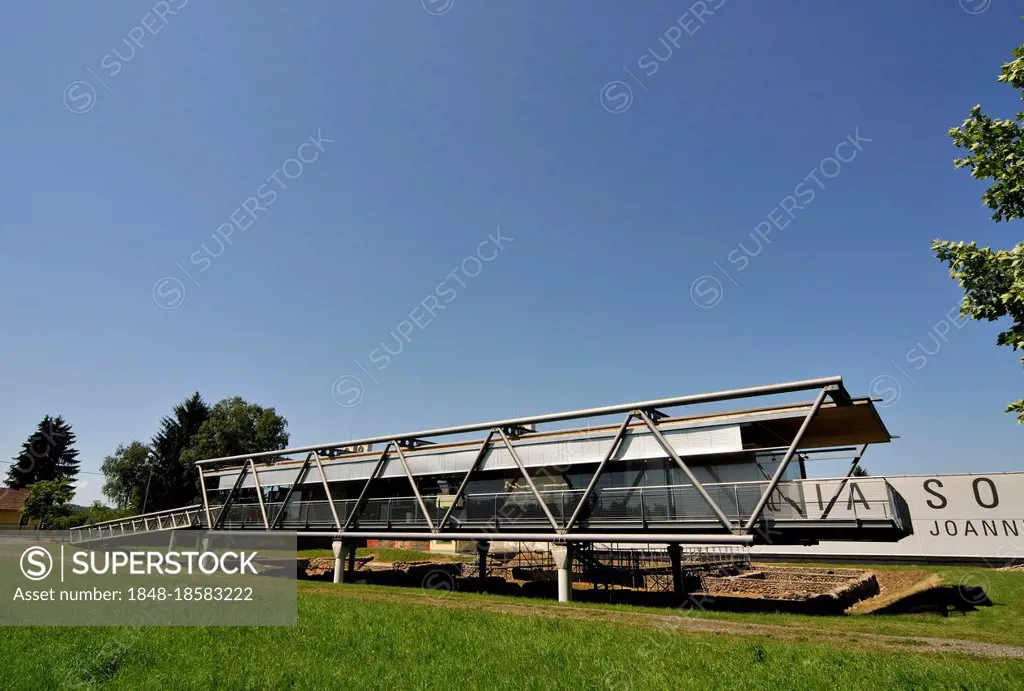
xmin=218 ymin=530 xmax=755 ymax=545
xmin=196 ymin=376 xmax=845 ymax=467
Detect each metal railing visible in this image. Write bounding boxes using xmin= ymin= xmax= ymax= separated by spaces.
xmin=69 ymin=505 xmax=204 ymax=543
xmin=207 ymin=477 xmax=909 ymax=533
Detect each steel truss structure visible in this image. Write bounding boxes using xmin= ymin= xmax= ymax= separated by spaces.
xmin=178 ymin=375 xmax=909 ymax=547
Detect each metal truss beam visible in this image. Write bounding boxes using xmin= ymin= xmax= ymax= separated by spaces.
xmin=564 ymin=413 xmax=633 ymax=532
xmin=249 ymin=458 xmax=270 ymax=529
xmin=496 ymin=427 xmax=560 ymax=530
xmin=343 ymin=442 xmax=393 ymax=531
xmin=393 ymin=443 xmax=435 ymax=531
xmin=271 ymin=453 xmax=313 ymax=529
xmin=437 ymin=431 xmax=494 ymax=531
xmin=743 ymin=386 xmax=830 ymax=532
xmin=820 ymin=443 xmax=869 ymax=520
xmin=637 ymin=409 xmax=736 ymax=534
xmin=196 ymin=376 xmax=845 ymax=467
xmin=312 ymin=451 xmax=342 ymax=532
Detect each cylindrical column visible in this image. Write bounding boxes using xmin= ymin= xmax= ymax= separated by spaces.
xmin=332 ymin=540 xmax=353 ymax=584
xmin=551 ymin=544 xmax=574 ymax=603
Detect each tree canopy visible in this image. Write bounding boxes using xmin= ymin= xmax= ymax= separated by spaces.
xmin=96 ymin=394 xmax=289 ymax=514
xmin=6 ymin=415 xmax=80 ymax=489
xmin=181 ymin=397 xmax=289 ymax=464
xmin=100 ymin=441 xmax=152 ymax=512
xmin=22 ymin=478 xmax=74 ymax=528
xmin=935 ymin=43 xmax=1024 ymax=422
xmin=146 ymin=392 xmax=211 ymax=511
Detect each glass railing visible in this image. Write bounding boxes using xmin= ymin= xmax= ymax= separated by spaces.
xmin=207 ymin=477 xmax=910 ymax=532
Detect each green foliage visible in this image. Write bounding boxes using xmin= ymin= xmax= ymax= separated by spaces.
xmin=49 ymin=501 xmax=132 ymax=530
xmin=22 ymin=478 xmax=74 ymax=527
xmin=5 ymin=415 xmax=80 ymax=489
xmin=180 ymin=397 xmax=289 ymax=464
xmin=850 ymin=465 xmax=870 ymax=477
xmin=146 ymin=392 xmax=210 ymax=511
xmin=98 ymin=394 xmax=289 ymax=513
xmin=100 ymin=441 xmax=152 ymax=512
xmin=937 ymin=42 xmax=1024 ymax=422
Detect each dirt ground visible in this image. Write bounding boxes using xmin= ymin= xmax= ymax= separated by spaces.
xmin=845 ymin=569 xmax=940 ymax=614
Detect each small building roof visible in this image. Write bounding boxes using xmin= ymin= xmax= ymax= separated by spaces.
xmin=0 ymin=488 xmax=29 ymax=512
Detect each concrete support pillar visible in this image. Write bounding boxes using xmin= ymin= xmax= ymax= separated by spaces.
xmin=167 ymin=530 xmax=177 ymax=552
xmin=551 ymin=544 xmax=574 ymax=603
xmin=667 ymin=543 xmax=683 ymax=601
xmin=332 ymin=540 xmax=354 ymax=584
xmin=476 ymin=541 xmax=490 ymax=591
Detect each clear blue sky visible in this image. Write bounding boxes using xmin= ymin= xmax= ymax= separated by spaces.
xmin=1 ymin=0 xmax=1020 ymax=504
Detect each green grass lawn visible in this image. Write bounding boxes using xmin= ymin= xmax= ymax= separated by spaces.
xmin=2 ymin=568 xmax=1023 ymax=690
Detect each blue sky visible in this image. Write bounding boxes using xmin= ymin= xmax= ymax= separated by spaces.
xmin=1 ymin=0 xmax=1021 ymax=504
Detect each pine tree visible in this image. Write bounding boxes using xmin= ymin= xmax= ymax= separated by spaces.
xmin=6 ymin=416 xmax=80 ymax=488
xmin=147 ymin=393 xmax=210 ymax=510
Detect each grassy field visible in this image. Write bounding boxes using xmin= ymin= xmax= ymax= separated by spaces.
xmin=1 ymin=562 xmax=1022 ymax=689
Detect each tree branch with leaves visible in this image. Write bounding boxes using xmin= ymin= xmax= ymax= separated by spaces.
xmin=934 ymin=44 xmax=1024 ymax=422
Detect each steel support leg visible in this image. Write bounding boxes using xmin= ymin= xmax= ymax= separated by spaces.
xmin=197 ymin=466 xmax=214 ymax=529
xmin=552 ymin=544 xmax=574 ymax=603
xmin=343 ymin=443 xmax=393 ymax=531
xmin=249 ymin=458 xmax=270 ymax=529
xmin=821 ymin=444 xmax=869 ymax=520
xmin=564 ymin=414 xmax=633 ymax=531
xmin=437 ymin=431 xmax=494 ymax=531
xmin=667 ymin=544 xmax=683 ymax=602
xmin=271 ymin=454 xmax=313 ymax=529
xmin=394 ymin=443 xmax=435 ymax=531
xmin=311 ymin=451 xmax=342 ymax=532
xmin=213 ymin=461 xmax=249 ymax=529
xmin=497 ymin=428 xmax=560 ymax=530
xmin=476 ymin=540 xmax=490 ymax=591
xmin=637 ymin=410 xmax=736 ymax=533
xmin=743 ymin=386 xmax=830 ymax=532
